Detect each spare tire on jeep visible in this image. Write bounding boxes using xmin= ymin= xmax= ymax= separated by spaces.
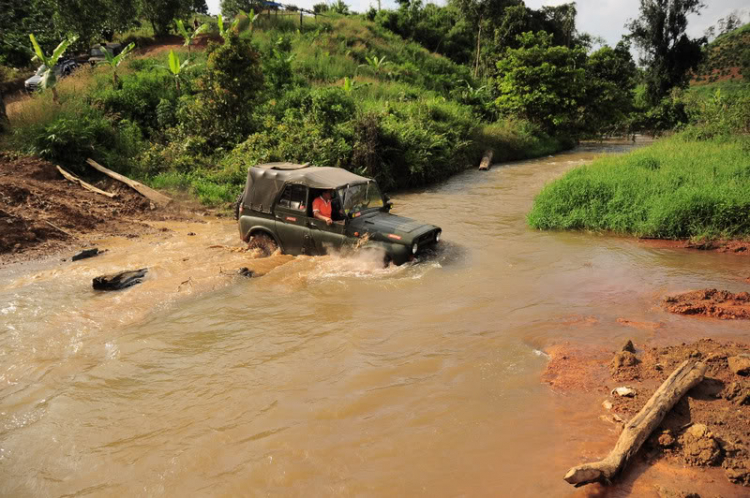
xmin=234 ymin=192 xmax=243 ymax=220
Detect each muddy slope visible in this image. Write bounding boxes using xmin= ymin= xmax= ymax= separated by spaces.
xmin=0 ymin=154 xmax=188 ymax=263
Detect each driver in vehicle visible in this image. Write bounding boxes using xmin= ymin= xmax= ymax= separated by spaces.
xmin=313 ymin=190 xmax=336 ymax=225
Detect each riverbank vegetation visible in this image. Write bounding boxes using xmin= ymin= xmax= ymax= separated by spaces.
xmin=1 ymin=1 xmax=747 ymax=212
xmin=1 ymin=0 xmax=645 ymax=206
xmin=529 ymin=2 xmax=750 ymax=242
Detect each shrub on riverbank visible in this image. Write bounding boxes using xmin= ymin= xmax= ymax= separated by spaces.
xmin=2 ymin=16 xmax=568 ymax=205
xmin=528 ymin=132 xmax=750 ymax=240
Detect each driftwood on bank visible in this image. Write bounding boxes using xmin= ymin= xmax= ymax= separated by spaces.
xmin=86 ymin=158 xmax=172 ymax=207
xmin=56 ymin=166 xmax=117 ymax=198
xmin=44 ymin=220 xmax=78 ymax=240
xmin=564 ymin=359 xmax=707 ymax=487
xmin=478 ymin=149 xmax=494 ymax=171
xmin=92 ymin=268 xmax=148 ymax=291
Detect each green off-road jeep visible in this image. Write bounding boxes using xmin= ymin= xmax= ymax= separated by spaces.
xmin=235 ymin=163 xmax=442 ymax=265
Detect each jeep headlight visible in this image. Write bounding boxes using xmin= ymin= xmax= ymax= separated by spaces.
xmin=412 ymin=242 xmax=418 ymax=254
xmin=435 ymin=231 xmax=441 ymax=242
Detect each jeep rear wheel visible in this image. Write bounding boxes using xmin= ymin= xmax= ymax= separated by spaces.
xmin=247 ymin=233 xmax=278 ymax=258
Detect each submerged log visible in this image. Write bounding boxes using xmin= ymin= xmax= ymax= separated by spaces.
xmin=93 ymin=268 xmax=148 ymax=291
xmin=86 ymin=159 xmax=172 ymax=207
xmin=478 ymin=149 xmax=494 ymax=171
xmin=564 ymin=359 xmax=707 ymax=487
xmin=72 ymin=248 xmax=100 ymax=261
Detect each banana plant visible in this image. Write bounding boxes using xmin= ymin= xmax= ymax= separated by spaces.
xmin=343 ymin=76 xmax=354 ymax=93
xmin=240 ymin=9 xmax=259 ymax=32
xmin=100 ymin=42 xmax=135 ymax=86
xmin=358 ymin=55 xmax=390 ymax=77
xmin=217 ymin=14 xmax=241 ymax=40
xmin=175 ymin=19 xmax=208 ymax=54
xmin=29 ymin=34 xmax=78 ymax=104
xmin=166 ymin=49 xmax=190 ymax=95
xmin=342 ymin=76 xmax=369 ymax=93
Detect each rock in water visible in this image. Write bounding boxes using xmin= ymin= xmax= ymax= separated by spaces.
xmin=237 ymin=267 xmax=255 ymax=278
xmin=72 ymin=248 xmax=100 ymax=261
xmin=93 ymin=268 xmax=148 ymax=291
xmin=728 ymin=354 xmax=750 ymax=376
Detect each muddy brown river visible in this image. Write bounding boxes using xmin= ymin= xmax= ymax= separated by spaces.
xmin=2 ymin=139 xmax=749 ymax=497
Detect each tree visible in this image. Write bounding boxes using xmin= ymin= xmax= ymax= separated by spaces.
xmin=329 ymin=0 xmax=350 ymax=15
xmin=495 ymin=31 xmax=587 ymax=133
xmin=1 ymin=0 xmax=61 ymax=67
xmin=192 ymin=31 xmax=264 ymax=146
xmin=43 ymin=0 xmax=141 ymax=47
xmin=220 ymin=0 xmax=258 ymax=17
xmin=626 ymin=0 xmax=706 ymax=105
xmin=140 ymin=0 xmax=207 ymax=37
xmin=582 ymin=41 xmax=638 ymax=135
xmin=29 ymin=33 xmax=78 ymax=104
xmin=101 ymin=42 xmax=135 ymax=86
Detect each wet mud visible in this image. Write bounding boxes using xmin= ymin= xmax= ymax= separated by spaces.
xmin=665 ymin=289 xmax=750 ymax=320
xmin=638 ymin=238 xmax=750 ymax=256
xmin=545 ymin=339 xmax=750 ymax=494
xmin=0 ymin=153 xmax=198 ymax=263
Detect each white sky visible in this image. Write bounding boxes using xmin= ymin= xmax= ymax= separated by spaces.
xmin=206 ymin=0 xmax=749 ymax=46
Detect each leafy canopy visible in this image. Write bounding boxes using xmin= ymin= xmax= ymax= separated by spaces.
xmin=626 ymin=0 xmax=706 ymax=105
xmin=495 ymin=31 xmax=586 ymax=132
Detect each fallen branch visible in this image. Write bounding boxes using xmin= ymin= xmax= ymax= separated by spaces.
xmin=56 ymin=166 xmax=117 ymax=198
xmin=564 ymin=359 xmax=707 ymax=487
xmin=86 ymin=158 xmax=172 ymax=207
xmin=45 ymin=220 xmax=78 ymax=240
xmin=479 ymin=149 xmax=494 ymax=171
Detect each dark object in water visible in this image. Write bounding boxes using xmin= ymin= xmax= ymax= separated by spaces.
xmin=238 ymin=267 xmax=255 ymax=278
xmin=93 ymin=268 xmax=148 ymax=291
xmin=72 ymin=248 xmax=100 ymax=261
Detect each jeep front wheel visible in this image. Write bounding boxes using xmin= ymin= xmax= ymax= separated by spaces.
xmin=247 ymin=233 xmax=278 ymax=258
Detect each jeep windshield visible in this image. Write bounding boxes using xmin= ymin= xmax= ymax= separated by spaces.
xmin=339 ymin=181 xmax=384 ymax=217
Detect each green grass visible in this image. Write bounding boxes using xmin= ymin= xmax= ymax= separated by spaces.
xmin=528 ymin=133 xmax=750 ymax=240
xmin=688 ymin=79 xmax=750 ymax=100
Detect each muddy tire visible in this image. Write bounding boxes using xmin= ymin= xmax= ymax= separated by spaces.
xmin=234 ymin=193 xmax=243 ymax=220
xmin=247 ymin=233 xmax=278 ymax=257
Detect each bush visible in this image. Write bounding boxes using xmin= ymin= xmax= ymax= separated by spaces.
xmin=20 ymin=110 xmax=142 ymax=175
xmin=92 ymin=69 xmax=176 ymax=133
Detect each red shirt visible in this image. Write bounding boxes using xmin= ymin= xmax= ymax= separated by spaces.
xmin=313 ymin=197 xmax=332 ymax=218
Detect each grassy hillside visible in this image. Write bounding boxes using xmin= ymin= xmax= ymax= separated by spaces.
xmin=2 ymin=14 xmax=563 ymax=206
xmin=693 ymin=23 xmax=750 ymax=85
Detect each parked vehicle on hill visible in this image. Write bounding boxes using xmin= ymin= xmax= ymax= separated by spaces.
xmin=24 ymin=60 xmax=78 ymax=91
xmin=236 ymin=163 xmax=442 ymax=265
xmin=88 ymin=43 xmax=123 ymax=64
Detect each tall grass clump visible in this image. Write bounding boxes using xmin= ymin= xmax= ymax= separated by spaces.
xmin=528 ymin=133 xmax=750 ymax=240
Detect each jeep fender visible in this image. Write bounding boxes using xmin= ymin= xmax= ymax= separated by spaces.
xmin=359 ymin=240 xmax=409 ymax=265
